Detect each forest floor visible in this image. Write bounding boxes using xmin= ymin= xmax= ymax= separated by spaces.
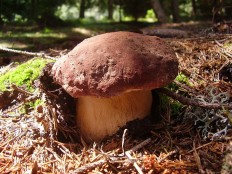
xmin=0 ymin=21 xmax=232 ymax=173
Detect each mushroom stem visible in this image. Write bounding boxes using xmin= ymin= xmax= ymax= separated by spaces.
xmin=76 ymin=90 xmax=152 ymax=142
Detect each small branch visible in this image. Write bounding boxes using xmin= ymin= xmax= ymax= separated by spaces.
xmin=121 ymin=129 xmax=127 ymax=156
xmin=11 ymin=84 xmax=33 ymax=96
xmin=1 ymin=93 xmax=39 ymax=115
xmin=185 ymin=141 xmax=213 ymax=154
xmin=124 ymin=138 xmax=151 ymax=174
xmin=126 ymin=138 xmax=151 ymax=153
xmin=0 ymin=46 xmax=57 ymax=60
xmin=158 ymin=88 xmax=232 ymax=109
xmin=158 ymin=149 xmax=178 ymax=163
xmin=70 ymin=159 xmax=106 ymax=174
xmin=70 ymin=138 xmax=151 ymax=174
xmin=193 ymin=140 xmax=204 ymax=174
xmin=125 ymin=151 xmax=143 ymax=174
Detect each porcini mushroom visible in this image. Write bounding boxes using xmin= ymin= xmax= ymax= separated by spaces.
xmin=51 ymin=31 xmax=178 ymax=142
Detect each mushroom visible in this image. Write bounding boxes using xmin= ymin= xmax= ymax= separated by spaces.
xmin=51 ymin=31 xmax=178 ymax=142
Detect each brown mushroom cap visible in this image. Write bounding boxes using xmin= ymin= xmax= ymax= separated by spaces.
xmin=52 ymin=31 xmax=178 ymax=98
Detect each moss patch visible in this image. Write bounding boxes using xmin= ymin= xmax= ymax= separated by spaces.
xmin=168 ymin=72 xmax=191 ymax=91
xmin=0 ymin=58 xmax=54 ymax=92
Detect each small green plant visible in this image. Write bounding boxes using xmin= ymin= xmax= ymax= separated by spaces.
xmin=0 ymin=57 xmax=53 ymax=91
xmin=168 ymin=73 xmax=191 ymax=91
xmin=164 ymin=73 xmax=190 ymax=119
xmin=159 ymin=93 xmax=185 ymax=119
xmin=19 ymin=99 xmax=44 ymax=114
xmin=175 ymin=72 xmax=191 ymax=85
xmin=170 ymin=101 xmax=184 ymax=117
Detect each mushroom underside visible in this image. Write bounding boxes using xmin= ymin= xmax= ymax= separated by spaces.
xmin=76 ymin=90 xmax=153 ymax=142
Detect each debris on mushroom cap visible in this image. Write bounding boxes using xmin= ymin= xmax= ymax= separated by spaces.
xmin=52 ymin=31 xmax=178 ymax=98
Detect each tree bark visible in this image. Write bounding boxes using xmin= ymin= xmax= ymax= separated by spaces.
xmin=108 ymin=0 xmax=113 ymax=20
xmin=171 ymin=0 xmax=180 ymax=22
xmin=79 ymin=0 xmax=85 ymax=19
xmin=31 ymin=0 xmax=37 ymax=21
xmin=212 ymin=0 xmax=224 ymax=23
xmin=118 ymin=0 xmax=122 ymax=22
xmin=151 ymin=0 xmax=168 ymax=23
xmin=191 ymin=0 xmax=197 ymax=17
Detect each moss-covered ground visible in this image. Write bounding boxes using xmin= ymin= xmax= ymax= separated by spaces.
xmin=0 ymin=58 xmax=53 ymax=91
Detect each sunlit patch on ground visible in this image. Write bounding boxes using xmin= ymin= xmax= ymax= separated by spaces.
xmin=0 ymin=42 xmax=29 ymax=49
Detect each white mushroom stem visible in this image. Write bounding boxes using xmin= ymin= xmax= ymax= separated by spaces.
xmin=76 ymin=90 xmax=152 ymax=142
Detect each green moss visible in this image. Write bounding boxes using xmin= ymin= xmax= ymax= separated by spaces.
xmin=158 ymin=92 xmax=185 ymax=119
xmin=175 ymin=73 xmax=190 ymax=85
xmin=168 ymin=73 xmax=191 ymax=91
xmin=170 ymin=101 xmax=184 ymax=116
xmin=164 ymin=73 xmax=189 ymax=118
xmin=19 ymin=99 xmax=44 ymax=114
xmin=0 ymin=58 xmax=53 ymax=92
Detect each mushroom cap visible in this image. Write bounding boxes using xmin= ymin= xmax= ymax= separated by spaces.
xmin=51 ymin=31 xmax=178 ymax=98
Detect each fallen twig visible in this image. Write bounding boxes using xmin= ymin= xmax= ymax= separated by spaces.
xmin=124 ymin=137 xmax=151 ymax=174
xmin=193 ymin=140 xmax=204 ymax=174
xmin=158 ymin=88 xmax=232 ymax=109
xmin=121 ymin=129 xmax=127 ymax=156
xmin=11 ymin=84 xmax=33 ymax=96
xmin=158 ymin=149 xmax=178 ymax=163
xmin=70 ymin=138 xmax=151 ymax=173
xmin=125 ymin=151 xmax=143 ymax=174
xmin=126 ymin=138 xmax=151 ymax=154
xmin=185 ymin=141 xmax=213 ymax=154
xmin=1 ymin=91 xmax=39 ymax=115
xmin=0 ymin=46 xmax=57 ymax=60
